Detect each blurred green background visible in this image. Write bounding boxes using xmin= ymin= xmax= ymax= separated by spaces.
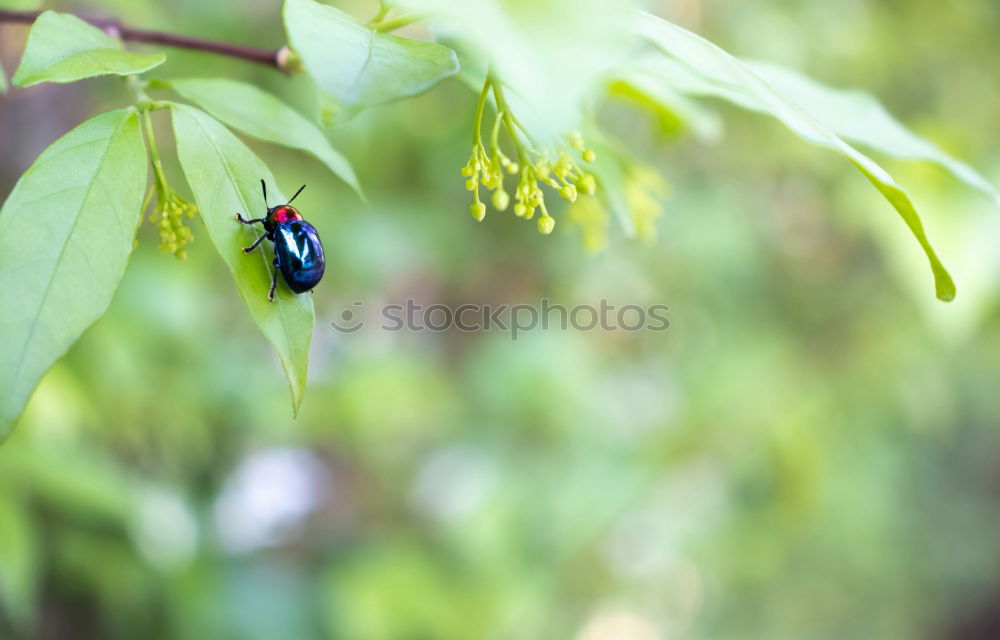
xmin=2 ymin=0 xmax=1000 ymax=638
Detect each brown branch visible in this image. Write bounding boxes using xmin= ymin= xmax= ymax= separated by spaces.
xmin=0 ymin=9 xmax=284 ymax=70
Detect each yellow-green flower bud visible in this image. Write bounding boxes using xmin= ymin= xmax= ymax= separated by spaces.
xmin=559 ymin=184 xmax=577 ymax=202
xmin=492 ymin=189 xmax=510 ymax=211
xmin=470 ymin=201 xmax=486 ymax=221
xmin=578 ymin=174 xmax=597 ymax=194
xmin=514 ymin=202 xmax=527 ymax=218
xmin=583 ymin=150 xmax=596 ymax=163
xmin=537 ymin=216 xmax=555 ymax=234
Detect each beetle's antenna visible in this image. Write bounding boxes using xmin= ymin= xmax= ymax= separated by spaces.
xmin=260 ymin=179 xmax=269 ymax=208
xmin=287 ymin=184 xmax=306 ymax=205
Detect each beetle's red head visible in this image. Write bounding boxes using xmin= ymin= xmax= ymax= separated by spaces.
xmin=259 ymin=181 xmax=307 ymax=230
xmin=268 ymin=205 xmax=303 ymax=226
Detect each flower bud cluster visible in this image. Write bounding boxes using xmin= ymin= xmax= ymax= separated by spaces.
xmin=462 ymin=77 xmax=599 ymax=236
xmin=150 ymin=190 xmax=197 ymax=260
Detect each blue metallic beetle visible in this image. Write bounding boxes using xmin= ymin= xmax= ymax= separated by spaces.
xmin=235 ymin=180 xmax=325 ymax=301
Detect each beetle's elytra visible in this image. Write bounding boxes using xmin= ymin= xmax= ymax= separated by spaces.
xmin=235 ymin=180 xmax=326 ymax=301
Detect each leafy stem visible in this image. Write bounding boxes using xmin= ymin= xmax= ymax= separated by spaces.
xmin=369 ymin=2 xmax=392 ymax=26
xmin=138 ymin=102 xmax=197 ymax=258
xmin=0 ymin=9 xmax=290 ymax=70
xmin=489 ymin=77 xmax=529 ymax=160
xmin=140 ymin=107 xmax=169 ymax=192
xmin=127 ymin=76 xmax=170 ymax=112
xmin=473 ymin=77 xmax=493 ymax=147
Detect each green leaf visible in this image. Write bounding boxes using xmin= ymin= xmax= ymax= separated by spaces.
xmin=745 ymin=61 xmax=1000 ymax=208
xmin=165 ymin=77 xmax=364 ymax=199
xmin=627 ymin=54 xmax=1000 ymax=209
xmin=12 ymin=11 xmax=165 ymax=88
xmin=283 ymin=0 xmax=458 ymax=114
xmin=0 ymin=109 xmax=147 ymax=438
xmin=637 ymin=13 xmax=957 ymax=302
xmin=170 ymin=103 xmax=314 ymax=414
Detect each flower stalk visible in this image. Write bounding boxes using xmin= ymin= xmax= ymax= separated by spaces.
xmin=140 ymin=108 xmax=197 ymax=259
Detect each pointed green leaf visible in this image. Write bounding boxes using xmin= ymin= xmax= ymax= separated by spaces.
xmin=283 ymin=0 xmax=459 ymax=114
xmin=627 ymin=53 xmax=1000 ymax=208
xmin=0 ymin=109 xmax=147 ymax=438
xmin=746 ymin=61 xmax=1000 ymax=207
xmin=170 ymin=103 xmax=313 ymax=414
xmin=165 ymin=78 xmax=364 ymax=199
xmin=637 ymin=13 xmax=957 ymax=301
xmin=12 ymin=11 xmax=165 ymax=88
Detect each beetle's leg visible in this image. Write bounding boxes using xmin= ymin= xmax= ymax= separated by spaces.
xmin=267 ymin=256 xmax=280 ymax=302
xmin=242 ymin=234 xmax=267 ymax=254
xmin=235 ymin=213 xmax=265 ymax=225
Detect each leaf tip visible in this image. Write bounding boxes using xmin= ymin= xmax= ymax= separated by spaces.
xmin=289 ymin=379 xmax=306 ymax=418
xmin=933 ymin=262 xmax=957 ymax=302
xmin=936 ymin=278 xmax=957 ymax=302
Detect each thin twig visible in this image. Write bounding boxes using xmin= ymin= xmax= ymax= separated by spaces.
xmin=0 ymin=9 xmax=284 ymax=70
